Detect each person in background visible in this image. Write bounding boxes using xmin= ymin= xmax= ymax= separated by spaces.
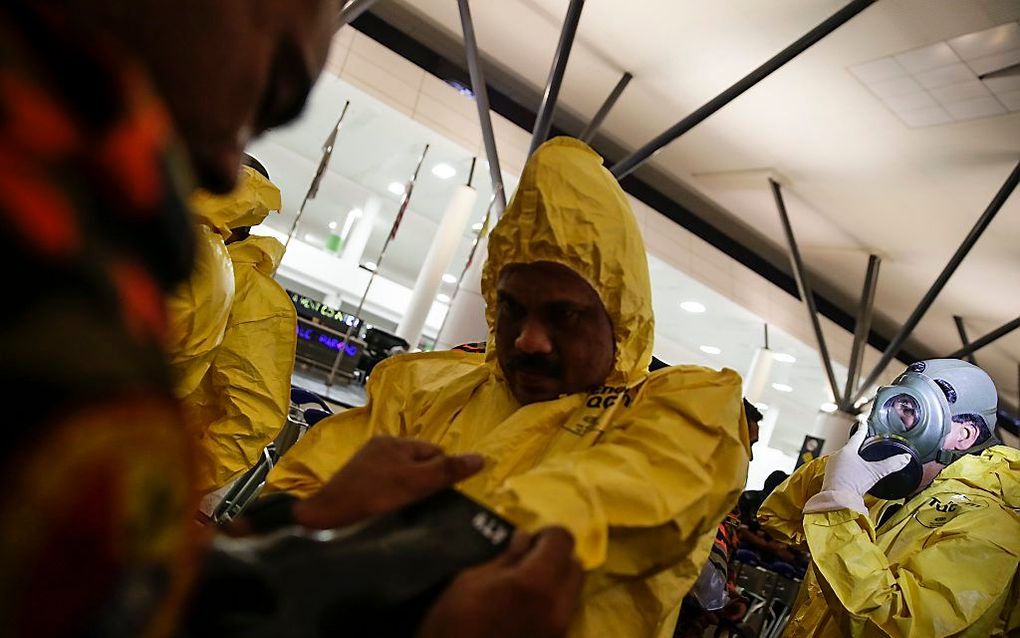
xmin=760 ymin=359 xmax=1020 ymax=637
xmin=174 ymin=159 xmax=298 ymax=497
xmin=0 ymin=2 xmax=579 ymax=635
xmin=267 ymin=137 xmax=752 ymax=637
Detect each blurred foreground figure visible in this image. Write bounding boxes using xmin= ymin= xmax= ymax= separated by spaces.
xmin=268 ymin=137 xmax=752 ymax=637
xmin=760 ymin=360 xmax=1020 ymax=637
xmin=0 ymin=2 xmax=579 ymax=636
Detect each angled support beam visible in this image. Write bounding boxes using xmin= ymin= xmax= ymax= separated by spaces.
xmin=339 ymin=0 xmax=381 ymax=26
xmin=610 ymin=0 xmax=875 ymax=179
xmin=953 ymin=315 xmax=977 ymax=365
xmin=945 ymin=316 xmax=1020 ymax=360
xmin=457 ymin=0 xmax=507 ymax=214
xmin=842 ymin=254 xmax=881 ymax=409
xmin=770 ymin=179 xmax=842 ymax=403
xmin=579 ymin=72 xmax=632 ymax=143
xmin=853 ymin=160 xmax=1020 ymax=404
xmin=529 ymin=0 xmax=585 ymax=156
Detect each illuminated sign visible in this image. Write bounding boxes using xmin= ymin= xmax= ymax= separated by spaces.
xmin=288 ymin=291 xmax=360 ymax=332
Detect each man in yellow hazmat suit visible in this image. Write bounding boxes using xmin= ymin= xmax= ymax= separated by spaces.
xmin=167 ymin=163 xmax=296 ymax=493
xmin=267 ymin=137 xmax=752 ymax=637
xmin=759 ymin=359 xmax=1020 ymax=637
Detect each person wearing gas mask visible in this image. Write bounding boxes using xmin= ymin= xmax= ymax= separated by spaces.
xmin=759 ymin=359 xmax=1020 ymax=637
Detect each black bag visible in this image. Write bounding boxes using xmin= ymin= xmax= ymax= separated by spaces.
xmin=185 ymin=489 xmax=514 ymax=638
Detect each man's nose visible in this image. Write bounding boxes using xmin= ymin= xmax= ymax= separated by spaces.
xmin=515 ymin=318 xmax=554 ymax=354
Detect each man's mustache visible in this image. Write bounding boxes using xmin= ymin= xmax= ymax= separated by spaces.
xmin=506 ymin=353 xmax=562 ymax=377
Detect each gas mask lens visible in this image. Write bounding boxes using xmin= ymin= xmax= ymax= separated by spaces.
xmin=883 ymin=394 xmax=922 ymax=431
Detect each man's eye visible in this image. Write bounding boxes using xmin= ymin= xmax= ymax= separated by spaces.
xmin=553 ymin=308 xmax=581 ymax=324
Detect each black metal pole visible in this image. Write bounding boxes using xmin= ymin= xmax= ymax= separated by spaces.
xmin=610 ymin=0 xmax=875 ymax=179
xmin=953 ymin=315 xmax=977 ymax=364
xmin=842 ymin=254 xmax=881 ymax=409
xmin=770 ymin=179 xmax=841 ymax=403
xmin=457 ymin=0 xmax=507 ymax=214
xmin=945 ymin=316 xmax=1020 ymax=360
xmin=580 ymin=72 xmax=632 ymax=143
xmin=339 ymin=0 xmax=381 ymax=25
xmin=852 ymin=161 xmax=1020 ymax=403
xmin=529 ymin=0 xmax=585 ymax=156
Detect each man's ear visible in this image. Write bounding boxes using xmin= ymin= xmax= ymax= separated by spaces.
xmin=946 ymin=420 xmax=981 ymax=451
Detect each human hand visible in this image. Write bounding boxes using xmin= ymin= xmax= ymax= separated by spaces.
xmin=804 ymin=425 xmax=910 ymax=515
xmin=417 ymin=528 xmax=583 ymax=638
xmin=292 ymin=437 xmax=484 ymax=529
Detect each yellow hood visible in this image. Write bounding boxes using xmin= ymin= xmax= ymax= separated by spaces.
xmin=481 ymin=137 xmax=654 ymax=383
xmin=190 ymin=166 xmax=282 ymax=238
xmin=227 ymin=235 xmax=286 ymax=276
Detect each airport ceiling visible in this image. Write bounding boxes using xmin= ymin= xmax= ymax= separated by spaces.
xmin=372 ymin=0 xmax=1020 ymax=412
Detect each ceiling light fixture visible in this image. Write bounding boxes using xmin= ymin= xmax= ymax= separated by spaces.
xmin=431 ymin=163 xmax=457 ymax=180
xmin=754 ymin=402 xmax=769 ymax=412
xmin=772 ymin=352 xmax=797 ymax=364
xmin=387 ymin=182 xmax=405 ymax=196
xmin=680 ymin=301 xmax=706 ymax=313
xmin=699 ymin=345 xmax=722 ymax=355
xmin=362 ymin=261 xmax=377 ymax=272
xmin=772 ymin=382 xmax=793 ymax=393
xmin=442 ymin=273 xmax=458 ymax=284
xmin=328 ymin=221 xmax=338 ymax=230
xmin=303 ymin=233 xmax=317 ymax=243
xmin=820 ymin=402 xmax=839 ymax=413
xmin=436 ymin=293 xmax=451 ymax=304
xmin=471 ymin=222 xmax=483 ymax=231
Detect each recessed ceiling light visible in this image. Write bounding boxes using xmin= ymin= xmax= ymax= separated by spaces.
xmin=699 ymin=345 xmax=721 ymax=355
xmin=328 ymin=221 xmax=338 ymax=230
xmin=303 ymin=233 xmax=317 ymax=243
xmin=771 ymin=382 xmax=793 ymax=393
xmin=680 ymin=301 xmax=706 ymax=313
xmin=362 ymin=261 xmax=377 ymax=272
xmin=754 ymin=402 xmax=769 ymax=412
xmin=387 ymin=182 xmax=405 ymax=196
xmin=820 ymin=402 xmax=839 ymax=413
xmin=436 ymin=293 xmax=451 ymax=303
xmin=772 ymin=352 xmax=796 ymax=364
xmin=431 ymin=163 xmax=457 ymax=180
xmin=442 ymin=273 xmax=458 ymax=284
xmin=471 ymin=222 xmax=483 ymax=231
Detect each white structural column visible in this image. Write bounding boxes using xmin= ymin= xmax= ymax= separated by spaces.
xmin=812 ymin=410 xmax=856 ymax=454
xmin=435 ymin=237 xmax=490 ymax=350
xmin=340 ymin=197 xmax=380 ymax=269
xmin=743 ymin=348 xmax=775 ymax=404
xmin=397 ymin=185 xmax=479 ymax=348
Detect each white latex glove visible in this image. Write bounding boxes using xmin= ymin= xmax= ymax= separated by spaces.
xmin=804 ymin=425 xmax=911 ymax=516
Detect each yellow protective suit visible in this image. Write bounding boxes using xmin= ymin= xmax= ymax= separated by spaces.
xmin=267 ymin=137 xmax=751 ymax=637
xmin=187 ymin=235 xmax=297 ymax=492
xmin=759 ymin=446 xmax=1020 ymax=637
xmin=165 ymin=166 xmax=282 ymax=398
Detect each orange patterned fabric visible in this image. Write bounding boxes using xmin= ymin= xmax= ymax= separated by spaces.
xmin=0 ymin=4 xmax=197 ymax=636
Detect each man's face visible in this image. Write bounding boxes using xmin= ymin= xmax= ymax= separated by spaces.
xmin=747 ymin=419 xmax=760 ymax=461
xmin=495 ymin=262 xmax=615 ymax=405
xmin=115 ymin=1 xmax=336 ymax=192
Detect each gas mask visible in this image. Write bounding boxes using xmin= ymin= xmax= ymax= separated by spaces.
xmin=859 ymin=359 xmax=998 ymax=500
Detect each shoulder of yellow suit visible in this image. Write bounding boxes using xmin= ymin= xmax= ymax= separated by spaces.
xmin=228 ymin=234 xmax=286 ymax=274
xmin=481 ymin=136 xmax=653 ymax=385
xmin=936 ymin=445 xmax=1020 ymax=508
xmin=366 ymin=349 xmax=487 ymax=392
xmin=190 ymin=166 xmax=282 ymax=238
